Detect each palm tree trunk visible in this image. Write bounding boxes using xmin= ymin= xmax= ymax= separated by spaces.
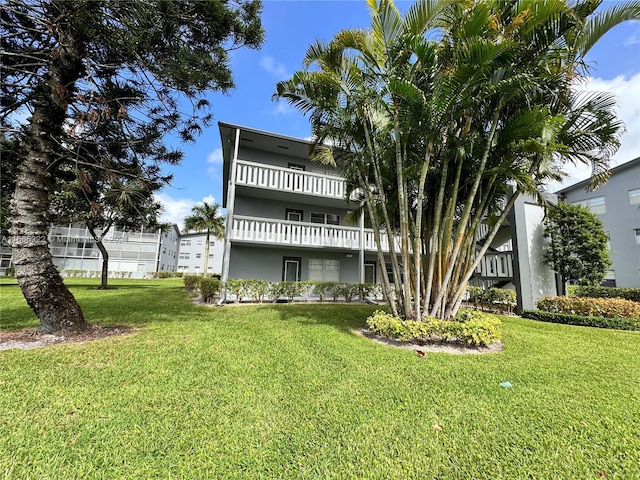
xmin=430 ymin=106 xmax=501 ymax=318
xmin=204 ymin=230 xmax=210 ymax=276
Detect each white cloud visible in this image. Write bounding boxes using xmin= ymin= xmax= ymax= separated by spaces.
xmin=624 ymin=32 xmax=640 ymax=46
xmin=547 ymin=72 xmax=640 ymax=192
xmin=155 ymin=193 xmax=218 ymax=229
xmin=206 ymin=147 xmax=223 ymax=178
xmin=265 ymin=100 xmax=296 ymax=117
xmin=259 ymin=56 xmax=291 ymax=80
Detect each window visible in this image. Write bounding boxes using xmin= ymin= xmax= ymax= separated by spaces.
xmin=635 ymin=228 xmax=640 ymax=244
xmin=573 ymin=196 xmax=606 ymax=214
xmin=179 ymin=252 xmax=190 ymax=260
xmin=308 ymin=259 xmax=340 ymax=282
xmin=197 ymin=240 xmax=203 ymax=246
xmin=288 ymin=163 xmax=305 ymax=171
xmin=282 ymin=257 xmax=301 ymax=282
xmin=210 ymin=241 xmax=215 ymax=246
xmin=180 ymin=239 xmax=191 ymax=246
xmin=286 ymin=208 xmax=304 ymax=222
xmin=630 ymin=189 xmax=640 ymax=205
xmin=209 ymin=254 xmax=214 ymax=258
xmin=196 ymin=253 xmax=201 ymax=259
xmin=310 ymin=212 xmax=340 ymax=225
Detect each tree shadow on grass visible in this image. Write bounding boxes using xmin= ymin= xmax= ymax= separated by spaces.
xmin=227 ymin=302 xmax=380 ymax=336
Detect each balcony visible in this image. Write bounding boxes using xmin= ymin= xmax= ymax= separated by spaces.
xmin=235 ymin=160 xmax=350 ymax=203
xmin=474 ymin=251 xmax=514 ymax=280
xmin=231 ymin=215 xmax=401 ymax=252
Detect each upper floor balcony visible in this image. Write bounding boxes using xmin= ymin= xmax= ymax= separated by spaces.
xmin=231 ymin=215 xmax=400 ymax=253
xmin=234 ymin=159 xmax=356 ymax=207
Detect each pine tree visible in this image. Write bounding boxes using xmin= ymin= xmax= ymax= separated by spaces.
xmin=1 ymin=0 xmax=263 ymax=333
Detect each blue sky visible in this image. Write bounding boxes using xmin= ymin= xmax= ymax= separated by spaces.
xmin=157 ymin=0 xmax=640 ymax=227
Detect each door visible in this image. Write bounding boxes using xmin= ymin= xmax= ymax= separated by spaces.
xmin=283 ymin=257 xmax=301 ymax=281
xmin=364 ymin=262 xmax=376 ymax=284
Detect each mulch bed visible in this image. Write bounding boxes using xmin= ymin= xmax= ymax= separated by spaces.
xmin=0 ymin=324 xmax=135 ymax=351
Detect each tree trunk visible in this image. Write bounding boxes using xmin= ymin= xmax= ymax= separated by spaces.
xmin=204 ymin=230 xmax=210 ymax=276
xmin=96 ymin=240 xmax=110 ymax=289
xmin=87 ymin=224 xmax=112 ymax=290
xmin=8 ymin=22 xmax=88 ymax=334
xmin=9 ymin=137 xmax=87 ymax=334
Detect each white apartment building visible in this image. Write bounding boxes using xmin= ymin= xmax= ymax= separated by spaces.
xmin=1 ymin=223 xmax=180 ymax=278
xmin=218 ymin=121 xmax=557 ymax=310
xmin=177 ymin=231 xmax=224 ymax=275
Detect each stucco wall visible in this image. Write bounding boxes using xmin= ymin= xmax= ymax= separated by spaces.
xmin=228 ymin=245 xmax=361 ymax=283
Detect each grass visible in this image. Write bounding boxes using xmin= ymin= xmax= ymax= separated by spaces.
xmin=1 ymin=278 xmax=639 ymax=479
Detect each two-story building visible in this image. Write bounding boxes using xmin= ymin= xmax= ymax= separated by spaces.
xmin=556 ymin=157 xmax=640 ymax=288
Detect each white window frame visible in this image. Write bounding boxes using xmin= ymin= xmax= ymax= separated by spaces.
xmin=308 ymin=258 xmax=340 ymax=282
xmin=310 ymin=212 xmax=340 ymax=225
xmin=573 ymin=196 xmax=606 ymax=215
xmin=629 ymin=188 xmax=640 ymax=205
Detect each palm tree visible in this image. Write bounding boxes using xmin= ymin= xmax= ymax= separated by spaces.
xmin=276 ymin=0 xmax=637 ymax=320
xmin=183 ymin=202 xmax=225 ymax=276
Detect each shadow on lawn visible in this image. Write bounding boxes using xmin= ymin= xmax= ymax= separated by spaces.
xmin=252 ymin=303 xmax=379 ymax=335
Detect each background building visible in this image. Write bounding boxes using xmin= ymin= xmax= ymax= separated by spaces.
xmin=1 ymin=223 xmax=179 ymax=278
xmin=177 ymin=231 xmax=224 ymax=275
xmin=556 ymin=157 xmax=640 ymax=287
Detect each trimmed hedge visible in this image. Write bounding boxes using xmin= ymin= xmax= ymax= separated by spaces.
xmin=536 ymin=296 xmax=640 ymax=319
xmin=200 ymin=278 xmax=222 ymax=303
xmin=183 ymin=275 xmax=201 ymax=292
xmin=574 ymin=286 xmax=640 ymax=303
xmin=522 ymin=310 xmax=640 ymax=331
xmin=466 ymin=286 xmax=516 ymax=313
xmin=366 ymin=309 xmax=502 ymax=347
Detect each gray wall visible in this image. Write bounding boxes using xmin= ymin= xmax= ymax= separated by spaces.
xmin=234 ymin=195 xmax=352 ymax=224
xmin=238 ymin=146 xmax=339 ymax=176
xmin=229 ymin=245 xmax=361 ymax=283
xmin=559 ymin=160 xmax=640 ymax=287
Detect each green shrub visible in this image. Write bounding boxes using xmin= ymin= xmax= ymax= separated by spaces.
xmin=183 ymin=275 xmax=201 ymax=292
xmin=148 ymin=271 xmax=175 ymax=279
xmin=366 ymin=310 xmax=502 ymax=347
xmin=358 ymin=283 xmax=378 ymax=301
xmin=4 ymin=267 xmax=15 ymax=277
xmin=225 ymin=278 xmax=248 ymax=303
xmin=336 ymin=283 xmax=360 ymax=302
xmin=466 ymin=287 xmax=516 ymax=313
xmin=244 ymin=279 xmax=271 ymax=303
xmin=522 ymin=310 xmax=640 ymax=331
xmin=574 ymin=286 xmax=640 ymax=303
xmin=366 ymin=310 xmax=413 ymax=340
xmin=200 ymin=278 xmax=222 ymax=303
xmin=276 ymin=281 xmax=310 ymax=302
xmin=312 ymin=281 xmax=336 ymax=301
xmin=174 ymin=272 xmax=183 ymax=278
xmin=536 ymin=296 xmax=640 ymax=319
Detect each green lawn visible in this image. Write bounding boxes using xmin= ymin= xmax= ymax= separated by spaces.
xmin=1 ymin=278 xmax=639 ymax=479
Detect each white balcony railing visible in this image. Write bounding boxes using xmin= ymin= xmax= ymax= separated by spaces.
xmin=474 ymin=251 xmax=513 ymax=279
xmin=232 ymin=215 xmax=512 ymax=279
xmin=231 ymin=215 xmax=403 ymax=252
xmin=232 ymin=215 xmax=360 ymax=250
xmin=235 ymin=160 xmax=346 ymax=200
